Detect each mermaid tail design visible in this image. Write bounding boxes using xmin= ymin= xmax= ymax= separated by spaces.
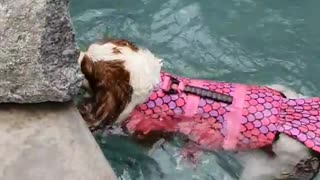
xmin=125 ymin=71 xmax=320 ymax=153
xmin=278 ymin=97 xmax=320 ymax=152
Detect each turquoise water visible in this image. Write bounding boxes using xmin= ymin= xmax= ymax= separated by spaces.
xmin=70 ymin=0 xmax=320 ymax=179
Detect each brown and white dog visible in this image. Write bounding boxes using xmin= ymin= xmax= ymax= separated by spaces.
xmin=77 ymin=39 xmax=319 ymax=180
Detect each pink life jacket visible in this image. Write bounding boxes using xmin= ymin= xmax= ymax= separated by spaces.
xmin=125 ymin=71 xmax=320 ymax=152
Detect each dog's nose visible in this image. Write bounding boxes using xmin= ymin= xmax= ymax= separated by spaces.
xmin=77 ymin=52 xmax=85 ymax=64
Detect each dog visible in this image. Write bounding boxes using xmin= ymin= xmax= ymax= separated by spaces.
xmin=77 ymin=39 xmax=320 ymax=180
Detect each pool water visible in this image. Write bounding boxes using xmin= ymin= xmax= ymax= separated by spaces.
xmin=70 ymin=0 xmax=320 ymax=179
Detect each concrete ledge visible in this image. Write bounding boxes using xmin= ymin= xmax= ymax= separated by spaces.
xmin=0 ymin=102 xmax=117 ymax=180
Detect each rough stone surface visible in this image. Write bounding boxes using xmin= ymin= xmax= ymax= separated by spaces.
xmin=0 ymin=102 xmax=117 ymax=180
xmin=0 ymin=0 xmax=82 ymax=103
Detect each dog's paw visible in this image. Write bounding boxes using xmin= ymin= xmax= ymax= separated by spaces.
xmin=275 ymin=157 xmax=320 ymax=180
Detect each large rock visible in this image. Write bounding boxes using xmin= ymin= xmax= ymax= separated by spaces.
xmin=0 ymin=102 xmax=117 ymax=180
xmin=0 ymin=0 xmax=82 ymax=103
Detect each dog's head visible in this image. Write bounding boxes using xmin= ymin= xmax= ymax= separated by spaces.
xmin=78 ymin=39 xmax=163 ymax=131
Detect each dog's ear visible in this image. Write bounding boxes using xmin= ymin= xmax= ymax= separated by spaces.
xmin=88 ymin=60 xmax=133 ymax=130
xmin=93 ymin=90 xmax=116 ymax=125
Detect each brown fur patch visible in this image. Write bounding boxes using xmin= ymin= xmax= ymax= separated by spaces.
xmin=96 ymin=38 xmax=139 ymax=52
xmin=80 ymin=55 xmax=133 ymax=131
xmin=112 ymin=47 xmax=121 ymax=54
xmin=110 ymin=39 xmax=138 ymax=52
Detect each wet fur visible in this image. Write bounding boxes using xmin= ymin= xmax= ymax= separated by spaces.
xmin=79 ymin=53 xmax=133 ymax=130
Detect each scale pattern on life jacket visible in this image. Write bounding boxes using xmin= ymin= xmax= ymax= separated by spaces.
xmin=278 ymin=97 xmax=320 ymax=152
xmin=128 ymin=71 xmax=320 ymax=152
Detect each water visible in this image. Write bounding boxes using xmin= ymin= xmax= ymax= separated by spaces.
xmin=70 ymin=0 xmax=320 ymax=179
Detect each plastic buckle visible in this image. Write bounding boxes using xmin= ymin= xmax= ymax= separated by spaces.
xmin=162 ymin=76 xmax=180 ymax=94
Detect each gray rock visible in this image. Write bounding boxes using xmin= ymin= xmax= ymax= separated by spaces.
xmin=0 ymin=102 xmax=117 ymax=180
xmin=0 ymin=0 xmax=82 ymax=103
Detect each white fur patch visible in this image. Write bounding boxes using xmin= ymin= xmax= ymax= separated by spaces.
xmin=78 ymin=51 xmax=85 ymax=65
